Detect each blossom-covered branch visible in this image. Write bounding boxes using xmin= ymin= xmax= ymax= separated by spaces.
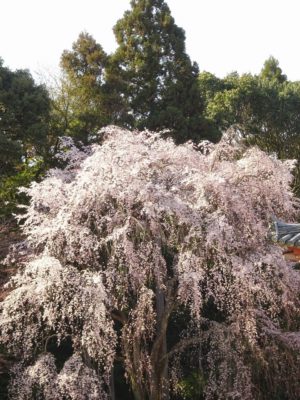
xmin=1 ymin=126 xmax=300 ymax=399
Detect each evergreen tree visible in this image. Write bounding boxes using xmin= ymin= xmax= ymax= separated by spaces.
xmin=260 ymin=56 xmax=287 ymax=83
xmin=0 ymin=60 xmax=50 ymax=176
xmin=111 ymin=0 xmax=205 ymax=143
xmin=59 ymin=32 xmax=115 ymax=142
xmin=0 ymin=60 xmax=51 ymax=219
xmin=199 ymin=64 xmax=300 ymax=196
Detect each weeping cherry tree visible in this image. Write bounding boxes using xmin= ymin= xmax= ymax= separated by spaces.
xmin=1 ymin=126 xmax=300 ymax=399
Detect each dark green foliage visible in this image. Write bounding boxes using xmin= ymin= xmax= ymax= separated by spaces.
xmin=199 ymin=60 xmax=300 ymax=195
xmin=0 ymin=162 xmax=42 ymax=220
xmin=199 ymin=72 xmax=264 ymax=135
xmin=56 ymin=1 xmax=211 ymax=144
xmin=58 ymin=32 xmax=118 ymax=142
xmin=0 ymin=134 xmax=22 ymax=178
xmin=111 ymin=0 xmax=206 ymax=143
xmin=177 ymin=371 xmax=206 ymax=400
xmin=0 ymin=60 xmax=50 ymax=174
xmin=260 ymin=56 xmax=287 ymax=83
xmin=0 ymin=60 xmax=51 ymax=218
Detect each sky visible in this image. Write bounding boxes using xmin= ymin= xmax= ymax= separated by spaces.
xmin=1 ymin=0 xmax=300 ymax=81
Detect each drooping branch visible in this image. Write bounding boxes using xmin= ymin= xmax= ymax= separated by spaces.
xmin=1 ymin=126 xmax=300 ymax=399
xmin=111 ymin=310 xmax=128 ymax=325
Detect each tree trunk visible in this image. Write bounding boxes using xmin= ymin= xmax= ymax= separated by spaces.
xmin=109 ymin=367 xmax=116 ymax=400
xmin=149 ymin=287 xmax=170 ymax=400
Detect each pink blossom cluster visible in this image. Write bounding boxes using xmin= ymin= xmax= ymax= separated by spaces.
xmin=1 ymin=126 xmax=300 ymax=399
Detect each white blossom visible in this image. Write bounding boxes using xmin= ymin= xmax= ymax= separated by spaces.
xmin=1 ymin=126 xmax=300 ymax=399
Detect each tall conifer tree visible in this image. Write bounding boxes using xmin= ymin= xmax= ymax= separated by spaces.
xmin=111 ymin=0 xmax=205 ymax=142
xmin=59 ymin=33 xmax=112 ymax=142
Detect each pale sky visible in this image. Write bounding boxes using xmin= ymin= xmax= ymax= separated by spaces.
xmin=1 ymin=0 xmax=300 ymax=81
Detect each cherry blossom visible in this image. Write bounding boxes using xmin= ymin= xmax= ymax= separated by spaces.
xmin=1 ymin=126 xmax=299 ymax=399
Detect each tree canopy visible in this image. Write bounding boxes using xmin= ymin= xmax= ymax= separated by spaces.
xmin=57 ymin=32 xmax=111 ymax=142
xmin=0 ymin=60 xmax=51 ymax=219
xmin=198 ymin=61 xmax=300 ymax=195
xmin=1 ymin=127 xmax=299 ymax=399
xmin=55 ymin=1 xmax=207 ymax=144
xmin=260 ymin=56 xmax=287 ymax=83
xmin=105 ymin=0 xmax=205 ymax=142
xmin=0 ymin=60 xmax=50 ymax=176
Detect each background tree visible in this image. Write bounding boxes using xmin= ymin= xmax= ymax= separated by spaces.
xmin=58 ymin=32 xmax=120 ymax=142
xmin=0 ymin=59 xmax=51 ymax=219
xmin=1 ymin=127 xmax=300 ymax=400
xmin=199 ymin=61 xmax=300 ymax=195
xmin=111 ymin=0 xmax=206 ymax=143
xmin=0 ymin=60 xmax=50 ymax=171
xmin=260 ymin=55 xmax=287 ymax=83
